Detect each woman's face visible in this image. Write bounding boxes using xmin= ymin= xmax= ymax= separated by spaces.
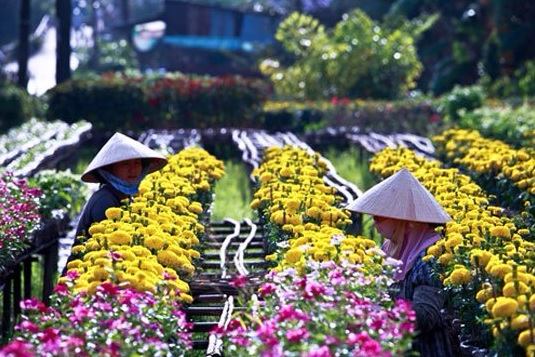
xmin=109 ymin=159 xmax=142 ymax=183
xmin=373 ymin=216 xmax=403 ymax=240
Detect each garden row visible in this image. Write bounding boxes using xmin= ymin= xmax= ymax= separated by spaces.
xmin=218 ymin=132 xmax=417 ymax=355
xmin=0 ymin=147 xmax=225 ymax=355
xmin=221 ymin=127 xmax=534 ymax=355
xmin=0 ymin=118 xmax=91 ymax=177
xmin=370 ymin=140 xmax=534 ymax=355
xmin=5 ymin=72 xmax=535 ymax=141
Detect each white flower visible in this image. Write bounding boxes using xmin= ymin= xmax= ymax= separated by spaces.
xmin=384 ymin=257 xmax=402 ymax=267
xmin=366 ymin=247 xmax=386 ymax=257
xmin=277 ymin=241 xmax=290 ymax=249
xmin=330 ymin=234 xmax=344 ymax=245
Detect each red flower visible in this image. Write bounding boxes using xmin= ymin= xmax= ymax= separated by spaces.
xmin=98 ymin=282 xmax=119 ymax=296
xmin=53 ymin=283 xmax=69 ymax=296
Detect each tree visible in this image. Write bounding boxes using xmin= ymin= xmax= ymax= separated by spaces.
xmin=56 ymin=0 xmax=72 ymax=84
xmin=18 ymin=0 xmax=31 ymax=89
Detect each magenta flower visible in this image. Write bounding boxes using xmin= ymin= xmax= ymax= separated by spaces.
xmin=230 ymin=274 xmax=248 ymax=288
xmin=256 ymin=321 xmax=278 ymax=347
xmin=286 ymin=327 xmax=310 ymax=342
xmin=306 ymin=345 xmax=333 ymax=357
xmin=16 ymin=321 xmax=39 ymax=334
xmin=0 ymin=339 xmax=34 ymax=357
xmin=258 ymin=283 xmax=277 ymax=297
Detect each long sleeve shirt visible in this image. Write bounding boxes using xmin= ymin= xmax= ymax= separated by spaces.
xmin=395 ymin=253 xmax=454 ymax=357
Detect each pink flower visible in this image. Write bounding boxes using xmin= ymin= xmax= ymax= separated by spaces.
xmin=20 ymin=298 xmax=47 ymax=313
xmin=0 ymin=339 xmax=34 ymax=357
xmin=98 ymin=282 xmax=119 ymax=296
xmin=226 ymin=319 xmax=243 ymax=331
xmin=16 ymin=320 xmax=39 ymax=333
xmin=304 ymin=281 xmax=326 ymax=299
xmin=230 ymin=275 xmax=248 ymax=288
xmin=370 ymin=318 xmax=384 ymax=330
xmin=53 ymin=283 xmax=69 ymax=296
xmin=276 ymin=305 xmax=308 ymax=322
xmin=429 ymin=113 xmax=441 ymax=123
xmin=347 ymin=331 xmax=371 ymax=345
xmin=285 ymin=327 xmax=309 ymax=343
xmin=109 ymin=251 xmax=123 ymax=262
xmin=66 ymin=336 xmax=85 ymax=348
xmin=40 ymin=328 xmax=61 ymax=353
xmin=258 ymin=283 xmax=276 ymax=297
xmin=256 ymin=320 xmax=278 ymax=347
xmin=305 ymin=345 xmax=332 ymax=357
xmin=362 ymin=339 xmax=382 ymax=355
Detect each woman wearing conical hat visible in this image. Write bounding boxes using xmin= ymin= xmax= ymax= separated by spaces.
xmin=74 ymin=133 xmax=167 ymax=239
xmin=346 ymin=168 xmax=454 ymax=357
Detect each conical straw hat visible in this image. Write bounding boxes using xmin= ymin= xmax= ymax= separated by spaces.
xmin=81 ymin=132 xmax=167 ymax=183
xmin=346 ymin=168 xmax=451 ymax=224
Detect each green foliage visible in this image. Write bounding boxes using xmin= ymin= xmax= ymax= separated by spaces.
xmin=75 ymin=39 xmax=139 ymax=74
xmin=0 ymin=82 xmax=34 ymax=133
xmin=438 ymin=85 xmax=485 ymax=121
xmin=261 ymin=10 xmax=425 ymax=100
xmin=263 ymin=97 xmax=441 ymax=135
xmin=211 ymin=161 xmax=253 ymax=221
xmin=457 ymin=104 xmax=535 ymax=148
xmin=322 ymin=146 xmax=380 ymax=240
xmin=517 ymin=60 xmax=535 ymax=98
xmin=29 ymin=170 xmax=89 ymax=219
xmin=480 ymin=60 xmax=535 ymax=99
xmin=323 ymin=146 xmax=376 ymax=191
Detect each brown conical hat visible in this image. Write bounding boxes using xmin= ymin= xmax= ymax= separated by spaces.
xmin=81 ymin=132 xmax=167 ymax=183
xmin=346 ymin=168 xmax=451 ymax=224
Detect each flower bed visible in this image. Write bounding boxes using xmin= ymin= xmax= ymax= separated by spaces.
xmin=0 ymin=172 xmax=41 ymax=269
xmin=1 ymin=147 xmax=225 ymax=355
xmin=0 ymin=276 xmax=192 ymax=356
xmin=222 ymin=261 xmax=415 ymax=356
xmin=370 ymin=147 xmax=535 ymax=355
xmin=433 ymin=128 xmax=534 ymax=212
xmin=249 ymin=146 xmax=369 ymax=272
xmin=65 ymin=147 xmax=224 ymax=302
xmin=5 ymin=121 xmax=92 ymax=177
xmin=220 ymin=145 xmax=416 ymax=355
xmin=0 ymin=119 xmax=69 ymax=167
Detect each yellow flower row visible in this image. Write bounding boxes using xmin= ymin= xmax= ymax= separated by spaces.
xmin=64 ymin=148 xmax=224 ymax=303
xmin=433 ymin=128 xmax=535 ymax=195
xmin=252 ymin=146 xmax=382 ymax=274
xmin=370 ymin=147 xmax=535 ymax=353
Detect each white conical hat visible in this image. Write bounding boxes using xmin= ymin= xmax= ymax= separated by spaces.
xmin=346 ymin=168 xmax=451 ymax=224
xmin=81 ymin=132 xmax=167 ymax=183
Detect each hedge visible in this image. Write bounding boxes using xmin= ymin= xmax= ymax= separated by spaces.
xmin=0 ymin=82 xmax=35 ymax=133
xmin=262 ymin=98 xmax=442 ymax=134
xmin=46 ymin=73 xmax=270 ymax=131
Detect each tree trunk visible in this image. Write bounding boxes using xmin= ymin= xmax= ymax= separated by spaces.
xmin=89 ymin=0 xmax=100 ymax=69
xmin=121 ymin=0 xmax=130 ymax=25
xmin=17 ymin=0 xmax=30 ymax=89
xmin=56 ymin=0 xmax=72 ymax=84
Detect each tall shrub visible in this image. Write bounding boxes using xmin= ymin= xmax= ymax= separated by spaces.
xmin=260 ymin=10 xmax=424 ymax=100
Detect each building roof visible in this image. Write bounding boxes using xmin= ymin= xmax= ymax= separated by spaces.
xmin=164 ymin=0 xmax=284 ymax=16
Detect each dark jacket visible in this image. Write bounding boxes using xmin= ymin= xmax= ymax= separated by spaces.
xmin=75 ymin=184 xmax=126 ymax=239
xmin=396 ymin=253 xmax=454 ymax=357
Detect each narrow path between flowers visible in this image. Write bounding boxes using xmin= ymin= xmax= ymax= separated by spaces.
xmin=187 ymin=216 xmax=268 ymax=355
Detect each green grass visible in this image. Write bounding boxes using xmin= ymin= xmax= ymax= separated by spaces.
xmin=323 ymin=146 xmax=377 ymax=191
xmin=211 ymin=161 xmax=253 ymax=222
xmin=322 ymin=146 xmax=381 ymax=241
